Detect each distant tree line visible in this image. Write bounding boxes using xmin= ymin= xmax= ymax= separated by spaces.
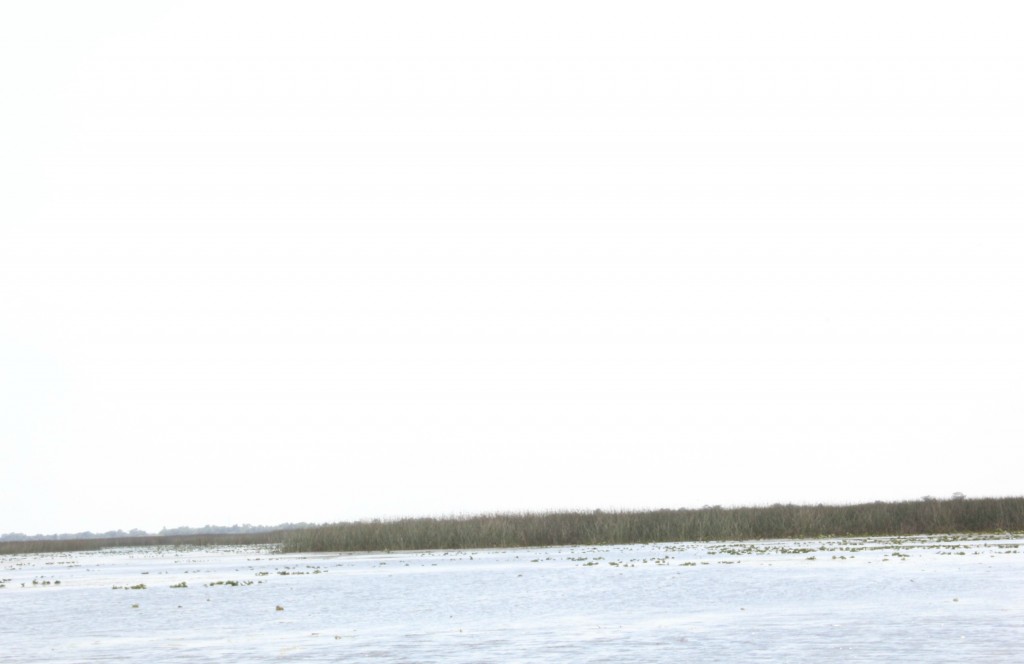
xmin=0 ymin=529 xmax=150 ymax=542
xmin=0 ymin=522 xmax=315 ymax=543
xmin=157 ymin=523 xmax=315 ymax=537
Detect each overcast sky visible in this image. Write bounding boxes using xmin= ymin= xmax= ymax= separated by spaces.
xmin=2 ymin=1 xmax=1022 ymax=535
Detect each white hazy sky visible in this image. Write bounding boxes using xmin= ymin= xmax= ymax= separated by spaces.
xmin=2 ymin=2 xmax=1022 ymax=535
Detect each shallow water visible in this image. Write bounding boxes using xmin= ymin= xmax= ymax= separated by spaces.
xmin=3 ymin=534 xmax=1023 ymax=662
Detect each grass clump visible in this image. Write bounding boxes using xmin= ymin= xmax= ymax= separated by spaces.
xmin=281 ymin=496 xmax=1024 ymax=553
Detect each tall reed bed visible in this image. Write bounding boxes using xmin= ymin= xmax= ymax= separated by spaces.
xmin=281 ymin=496 xmax=1024 ymax=552
xmin=5 ymin=497 xmax=1021 ymax=556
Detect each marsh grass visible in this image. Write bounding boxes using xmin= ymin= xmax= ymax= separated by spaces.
xmin=4 ymin=497 xmax=1022 ymax=556
xmin=281 ymin=496 xmax=1024 ymax=552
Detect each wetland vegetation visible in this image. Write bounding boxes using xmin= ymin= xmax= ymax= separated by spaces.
xmin=3 ymin=496 xmax=1021 ymax=556
xmin=281 ymin=496 xmax=1024 ymax=552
